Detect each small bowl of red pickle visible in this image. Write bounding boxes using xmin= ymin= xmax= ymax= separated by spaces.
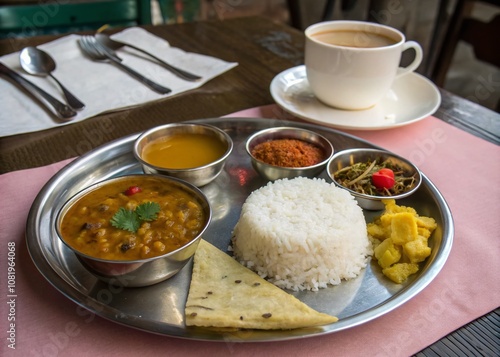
xmin=134 ymin=123 xmax=233 ymax=187
xmin=326 ymin=148 xmax=422 ymax=210
xmin=246 ymin=127 xmax=334 ymax=181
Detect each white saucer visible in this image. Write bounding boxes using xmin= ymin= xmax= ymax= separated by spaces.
xmin=270 ymin=65 xmax=441 ymax=130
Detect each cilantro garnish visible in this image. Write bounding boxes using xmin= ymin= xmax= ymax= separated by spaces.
xmin=135 ymin=202 xmax=160 ymax=222
xmin=110 ymin=202 xmax=161 ymax=233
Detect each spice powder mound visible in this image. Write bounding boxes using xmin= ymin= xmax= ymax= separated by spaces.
xmin=251 ymin=139 xmax=325 ymax=167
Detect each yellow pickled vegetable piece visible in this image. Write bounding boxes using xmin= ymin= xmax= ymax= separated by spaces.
xmin=404 ymin=236 xmax=431 ymax=263
xmin=382 ymin=263 xmax=419 ymax=284
xmin=416 ymin=216 xmax=437 ymax=230
xmin=368 ymin=200 xmax=437 ymax=284
xmin=390 ymin=212 xmax=418 ymax=245
xmin=367 ymin=222 xmax=387 ymax=240
xmin=374 ymin=238 xmax=401 ymax=268
xmin=379 ymin=213 xmax=394 ymax=229
xmin=418 ymin=227 xmax=432 ymax=239
xmin=383 ymin=199 xmax=417 ymax=215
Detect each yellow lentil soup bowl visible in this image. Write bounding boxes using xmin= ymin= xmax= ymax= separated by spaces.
xmin=55 ymin=174 xmax=212 ymax=287
xmin=134 ymin=123 xmax=233 ymax=187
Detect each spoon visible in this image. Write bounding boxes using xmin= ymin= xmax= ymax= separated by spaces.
xmin=0 ymin=62 xmax=77 ymax=120
xmin=19 ymin=47 xmax=85 ymax=110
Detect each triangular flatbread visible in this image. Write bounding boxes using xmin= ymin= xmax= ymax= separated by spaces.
xmin=185 ymin=240 xmax=338 ymax=330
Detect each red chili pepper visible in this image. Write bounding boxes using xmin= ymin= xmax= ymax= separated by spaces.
xmin=372 ymin=169 xmax=395 ymax=190
xmin=124 ymin=186 xmax=141 ymax=196
xmin=377 ymin=168 xmax=395 ymax=179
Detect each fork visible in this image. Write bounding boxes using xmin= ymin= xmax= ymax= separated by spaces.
xmin=95 ymin=33 xmax=202 ymax=82
xmin=78 ymin=36 xmax=171 ymax=95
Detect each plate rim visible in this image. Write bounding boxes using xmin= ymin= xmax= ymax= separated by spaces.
xmin=270 ymin=65 xmax=442 ymax=130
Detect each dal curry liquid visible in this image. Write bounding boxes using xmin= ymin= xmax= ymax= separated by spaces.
xmin=59 ymin=177 xmax=206 ymax=261
xmin=142 ymin=133 xmax=226 ymax=169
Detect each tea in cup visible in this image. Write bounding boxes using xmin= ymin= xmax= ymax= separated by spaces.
xmin=305 ymin=21 xmax=423 ymax=110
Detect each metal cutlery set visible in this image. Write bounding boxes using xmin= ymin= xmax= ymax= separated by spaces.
xmin=1 ymin=33 xmax=202 ymax=120
xmin=0 ymin=62 xmax=78 ymax=120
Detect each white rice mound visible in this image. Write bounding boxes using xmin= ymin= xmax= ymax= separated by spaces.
xmin=231 ymin=177 xmax=372 ymax=292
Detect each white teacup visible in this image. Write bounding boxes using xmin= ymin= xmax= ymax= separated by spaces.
xmin=305 ymin=21 xmax=423 ymax=110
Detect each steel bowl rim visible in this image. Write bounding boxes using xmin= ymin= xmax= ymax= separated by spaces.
xmin=133 ymin=123 xmax=234 ymax=172
xmin=326 ymin=147 xmax=422 ymax=201
xmin=55 ymin=174 xmax=213 ymax=264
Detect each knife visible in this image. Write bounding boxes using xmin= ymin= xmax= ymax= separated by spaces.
xmin=0 ymin=62 xmax=77 ymax=120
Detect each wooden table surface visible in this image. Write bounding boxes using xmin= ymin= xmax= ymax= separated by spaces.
xmin=0 ymin=16 xmax=498 ymax=356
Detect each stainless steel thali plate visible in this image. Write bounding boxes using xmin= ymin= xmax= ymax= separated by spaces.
xmin=26 ymin=118 xmax=453 ymax=342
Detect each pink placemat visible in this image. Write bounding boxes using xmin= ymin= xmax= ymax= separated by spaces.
xmin=1 ymin=105 xmax=499 ymax=356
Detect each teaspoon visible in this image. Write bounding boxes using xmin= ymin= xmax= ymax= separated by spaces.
xmin=19 ymin=47 xmax=85 ymax=110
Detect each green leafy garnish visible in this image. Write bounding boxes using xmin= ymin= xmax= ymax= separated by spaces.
xmin=110 ymin=202 xmax=161 ymax=232
xmin=135 ymin=202 xmax=161 ymax=221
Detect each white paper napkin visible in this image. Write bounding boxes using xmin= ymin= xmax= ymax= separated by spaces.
xmin=0 ymin=27 xmax=238 ymax=137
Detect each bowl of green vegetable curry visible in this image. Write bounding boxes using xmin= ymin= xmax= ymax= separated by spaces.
xmin=326 ymin=148 xmax=421 ymax=210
